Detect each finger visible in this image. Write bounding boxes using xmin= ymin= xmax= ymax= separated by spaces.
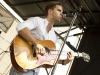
xmin=38 ymin=48 xmax=42 ymax=54
xmin=68 ymin=53 xmax=74 ymax=60
xmin=67 ymin=55 xmax=72 ymax=60
xmin=67 ymin=52 xmax=71 ymax=56
xmin=36 ymin=49 xmax=38 ymax=54
xmin=41 ymin=48 xmax=45 ymax=54
xmin=67 ymin=52 xmax=72 ymax=59
xmin=38 ymin=49 xmax=41 ymax=53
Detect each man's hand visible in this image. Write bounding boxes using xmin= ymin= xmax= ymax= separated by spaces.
xmin=35 ymin=44 xmax=45 ymax=55
xmin=62 ymin=51 xmax=74 ymax=65
xmin=67 ymin=51 xmax=74 ymax=61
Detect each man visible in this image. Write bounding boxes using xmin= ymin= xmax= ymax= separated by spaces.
xmin=9 ymin=1 xmax=74 ymax=75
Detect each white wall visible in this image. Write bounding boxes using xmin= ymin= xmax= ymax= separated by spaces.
xmin=0 ymin=20 xmax=18 ymax=75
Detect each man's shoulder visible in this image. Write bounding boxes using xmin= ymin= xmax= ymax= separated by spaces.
xmin=28 ymin=16 xmax=44 ymax=20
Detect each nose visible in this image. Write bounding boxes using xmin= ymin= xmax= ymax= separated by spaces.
xmin=60 ymin=12 xmax=63 ymax=17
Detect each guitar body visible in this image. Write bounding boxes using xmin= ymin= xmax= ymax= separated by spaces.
xmin=10 ymin=35 xmax=56 ymax=73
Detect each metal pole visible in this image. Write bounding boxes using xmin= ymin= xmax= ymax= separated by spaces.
xmin=50 ymin=12 xmax=78 ymax=75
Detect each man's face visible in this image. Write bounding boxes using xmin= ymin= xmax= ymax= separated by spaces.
xmin=51 ymin=5 xmax=63 ymax=22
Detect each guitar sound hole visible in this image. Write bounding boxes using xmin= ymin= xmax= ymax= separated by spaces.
xmin=44 ymin=47 xmax=50 ymax=54
xmin=32 ymin=45 xmax=36 ymax=57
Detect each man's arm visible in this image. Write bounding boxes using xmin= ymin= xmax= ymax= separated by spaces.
xmin=18 ymin=27 xmax=37 ymax=45
xmin=18 ymin=27 xmax=45 ymax=55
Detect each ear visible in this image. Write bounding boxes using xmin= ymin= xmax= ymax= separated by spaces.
xmin=48 ymin=9 xmax=53 ymax=15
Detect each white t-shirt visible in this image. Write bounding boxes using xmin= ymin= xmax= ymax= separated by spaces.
xmin=16 ymin=17 xmax=57 ymax=44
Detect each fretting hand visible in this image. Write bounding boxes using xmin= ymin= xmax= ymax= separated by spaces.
xmin=67 ymin=51 xmax=74 ymax=61
xmin=62 ymin=51 xmax=74 ymax=65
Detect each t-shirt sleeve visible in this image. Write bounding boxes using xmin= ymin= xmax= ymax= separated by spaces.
xmin=16 ymin=17 xmax=38 ymax=31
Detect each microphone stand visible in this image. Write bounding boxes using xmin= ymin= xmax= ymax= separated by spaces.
xmin=50 ymin=7 xmax=82 ymax=75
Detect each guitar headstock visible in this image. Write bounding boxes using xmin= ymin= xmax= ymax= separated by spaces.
xmin=82 ymin=52 xmax=90 ymax=62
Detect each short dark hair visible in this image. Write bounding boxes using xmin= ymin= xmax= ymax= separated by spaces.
xmin=45 ymin=1 xmax=62 ymax=16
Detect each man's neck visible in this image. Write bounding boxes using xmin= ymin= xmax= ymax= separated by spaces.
xmin=46 ymin=17 xmax=55 ymax=33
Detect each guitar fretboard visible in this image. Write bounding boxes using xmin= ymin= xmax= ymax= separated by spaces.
xmin=49 ymin=50 xmax=83 ymax=57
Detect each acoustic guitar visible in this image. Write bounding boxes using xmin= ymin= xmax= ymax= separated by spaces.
xmin=10 ymin=35 xmax=90 ymax=73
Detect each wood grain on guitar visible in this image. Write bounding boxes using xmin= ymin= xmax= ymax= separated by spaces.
xmin=10 ymin=35 xmax=90 ymax=73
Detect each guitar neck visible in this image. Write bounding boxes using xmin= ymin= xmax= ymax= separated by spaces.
xmin=49 ymin=50 xmax=83 ymax=58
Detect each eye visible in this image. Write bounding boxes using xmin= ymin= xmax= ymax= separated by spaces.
xmin=58 ymin=9 xmax=63 ymax=13
xmin=58 ymin=9 xmax=61 ymax=12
